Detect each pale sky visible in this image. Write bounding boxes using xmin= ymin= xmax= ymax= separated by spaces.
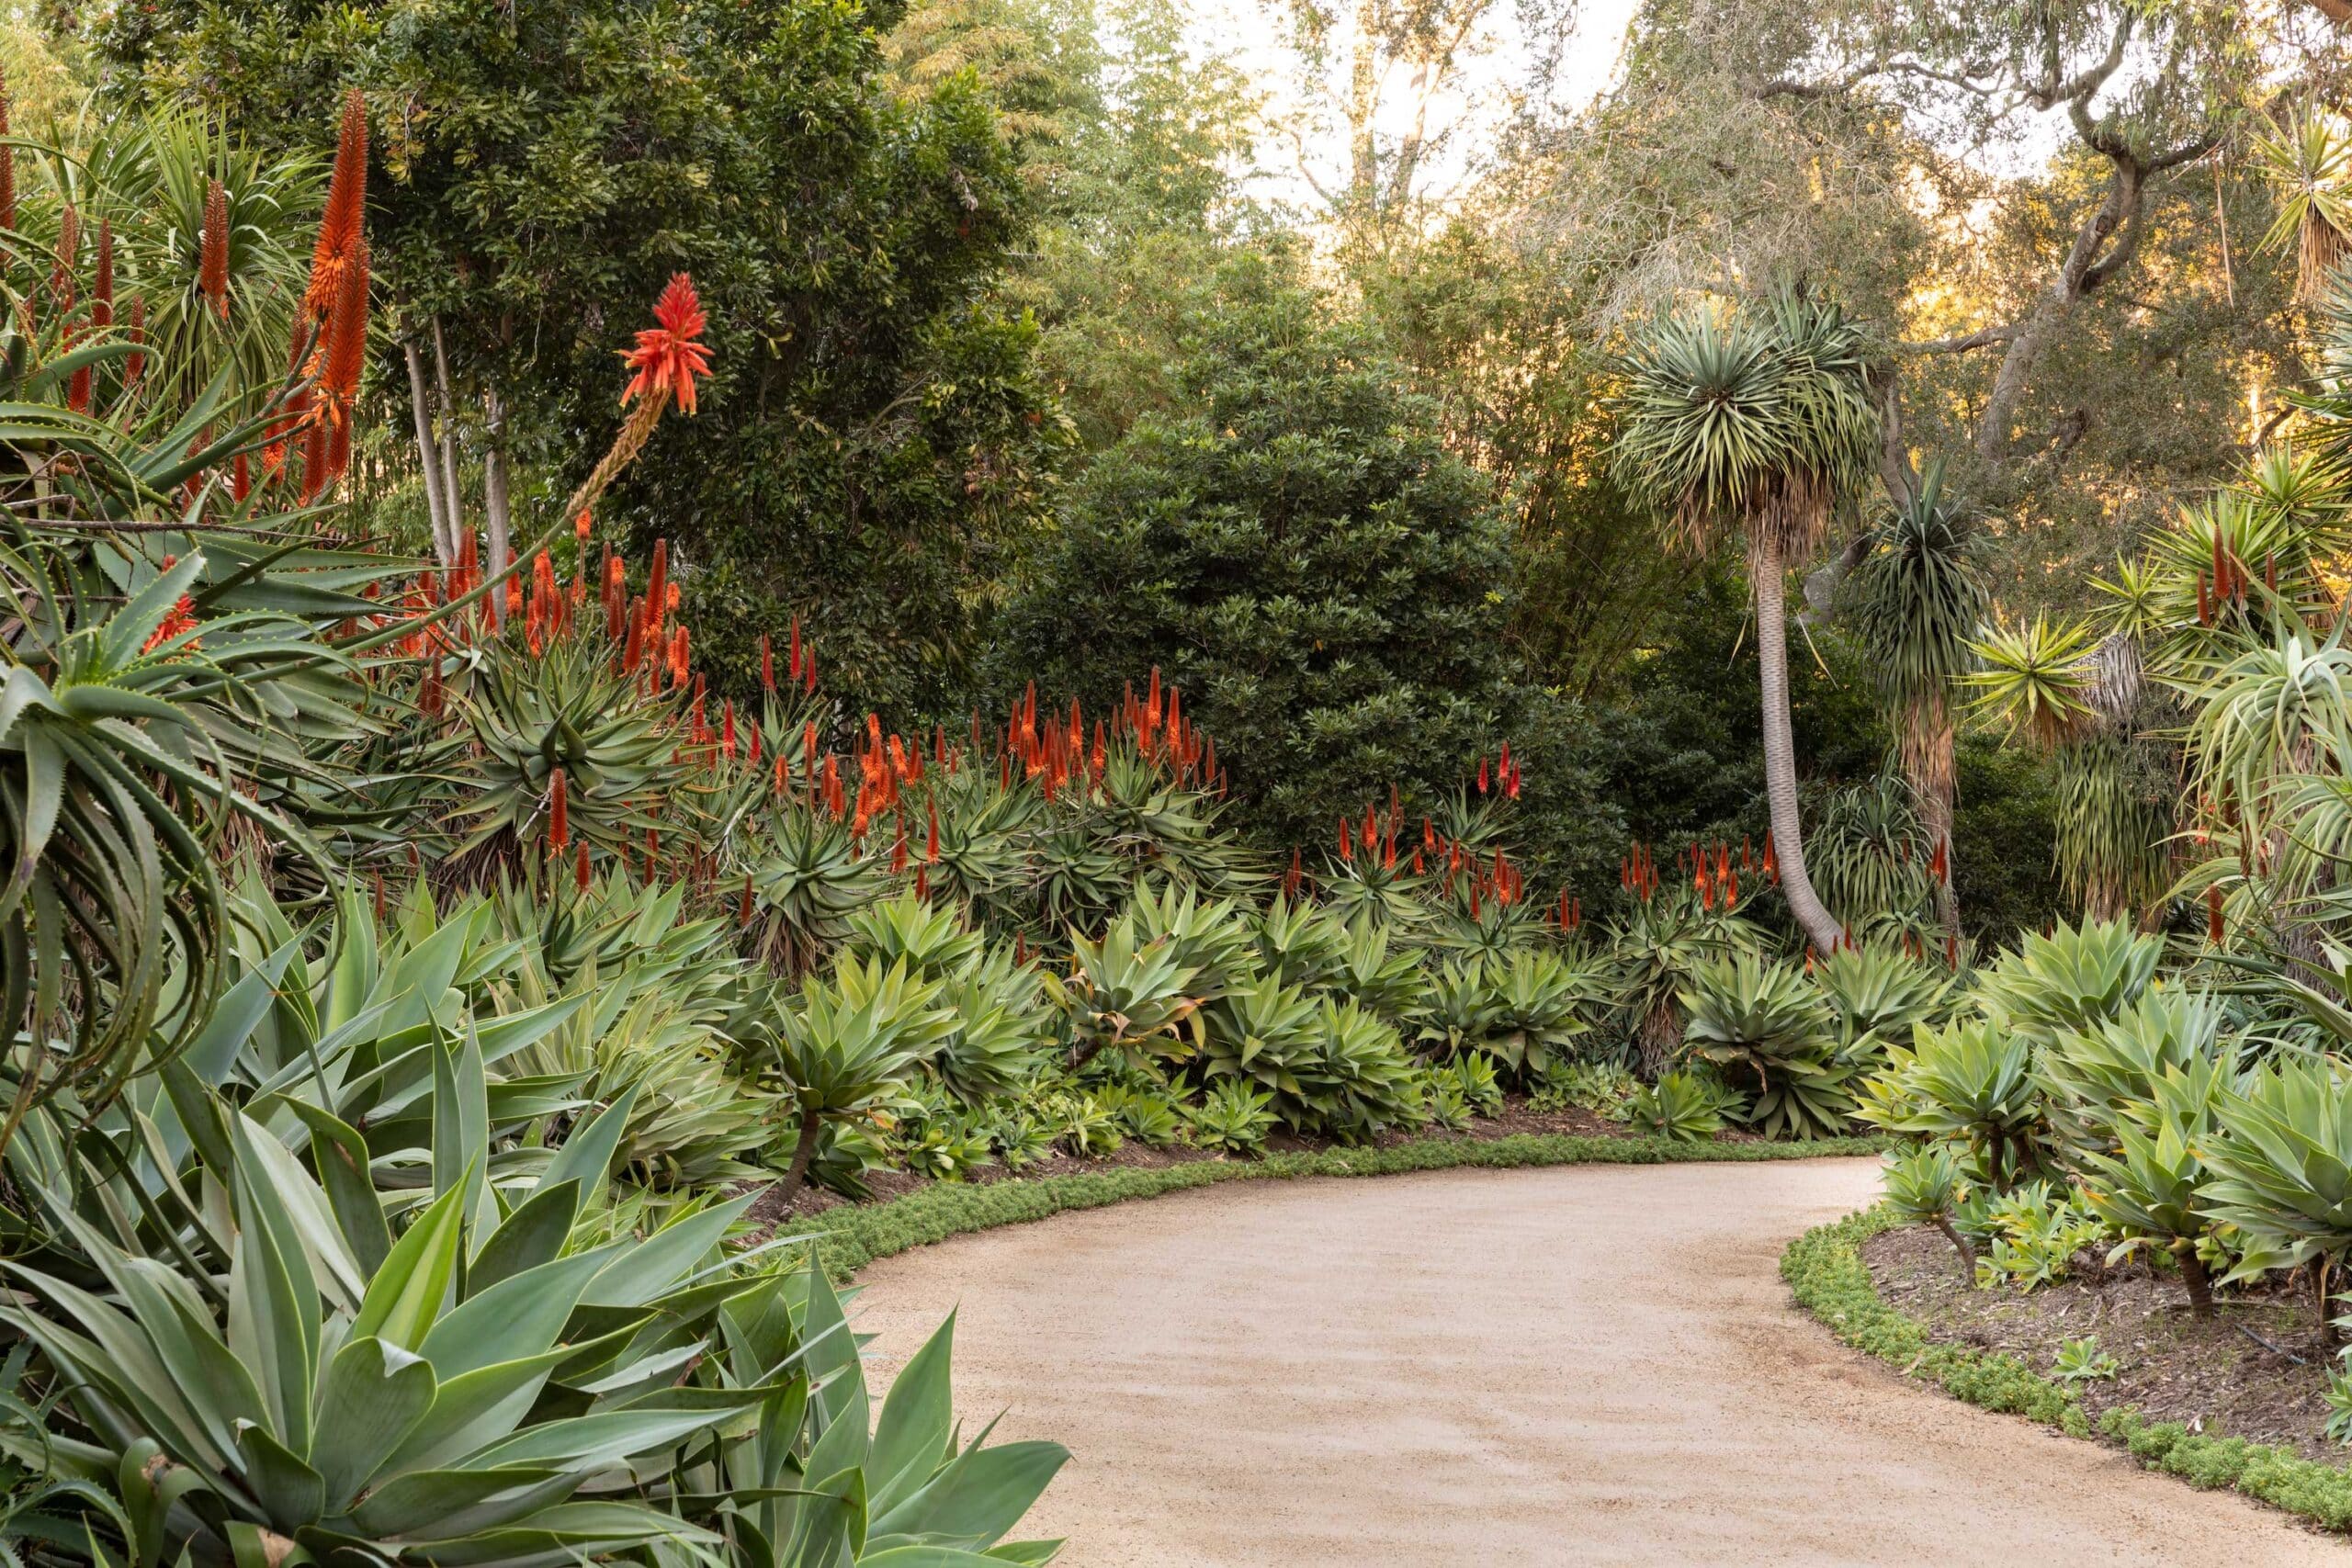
xmin=1181 ymin=0 xmax=1644 ymax=215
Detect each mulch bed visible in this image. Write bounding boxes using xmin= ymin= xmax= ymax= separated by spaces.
xmin=1862 ymin=1223 xmax=2346 ymax=1462
xmin=745 ymin=1094 xmax=1647 ymax=1226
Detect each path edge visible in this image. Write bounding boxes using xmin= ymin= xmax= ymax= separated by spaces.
xmin=1783 ymin=1203 xmax=2352 ymax=1533
xmin=786 ymin=1131 xmax=1879 ymax=1283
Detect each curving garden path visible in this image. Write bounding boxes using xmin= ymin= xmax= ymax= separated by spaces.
xmin=854 ymin=1156 xmax=2350 ymax=1566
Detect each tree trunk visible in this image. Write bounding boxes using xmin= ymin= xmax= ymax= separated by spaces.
xmin=484 ymin=386 xmax=513 ymax=610
xmin=1934 ymin=1215 xmax=1975 ymax=1279
xmin=1908 ymin=691 xmax=1960 ymax=939
xmin=404 ymin=337 xmax=454 ymax=566
xmin=775 ymin=1107 xmax=823 ymax=1209
xmin=2319 ymin=1259 xmax=2342 ymax=1349
xmin=431 ymin=319 xmax=470 ymax=612
xmin=2177 ymin=1244 xmax=2214 ymax=1319
xmin=1750 ymin=535 xmax=1845 ymax=953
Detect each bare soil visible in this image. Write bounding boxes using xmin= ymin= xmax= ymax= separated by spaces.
xmin=1864 ymin=1222 xmax=2342 ymax=1461
xmin=851 ymin=1158 xmax=2349 ymax=1565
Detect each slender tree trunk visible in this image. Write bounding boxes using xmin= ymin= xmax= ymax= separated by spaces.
xmin=1933 ymin=1214 xmax=1974 ymax=1278
xmin=431 ymin=318 xmax=472 ymax=614
xmin=1750 ymin=535 xmax=1845 ymax=953
xmin=2177 ymin=1245 xmax=2215 ymax=1319
xmin=404 ymin=337 xmax=453 ymax=566
xmin=1908 ymin=692 xmax=1961 ymax=939
xmin=484 ymin=386 xmax=513 ymax=606
xmin=775 ymin=1106 xmax=823 ymax=1208
xmin=2318 ymin=1259 xmax=2342 ymax=1349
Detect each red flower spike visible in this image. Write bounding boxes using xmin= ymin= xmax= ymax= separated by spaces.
xmin=200 ymin=179 xmax=231 ymax=320
xmin=2206 ymin=885 xmax=2224 ymax=944
xmin=304 ymin=91 xmax=368 ymax=321
xmin=576 ymin=840 xmax=592 ymax=892
xmin=1476 ymin=757 xmax=1489 ymax=795
xmin=621 ymin=273 xmax=713 ymax=415
xmin=760 ymin=634 xmax=775 ymax=693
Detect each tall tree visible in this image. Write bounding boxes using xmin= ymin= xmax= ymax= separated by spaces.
xmin=82 ymin=0 xmax=1057 ymax=716
xmin=1612 ymin=292 xmax=1881 ymax=953
xmin=1847 ymin=460 xmax=1990 ymax=933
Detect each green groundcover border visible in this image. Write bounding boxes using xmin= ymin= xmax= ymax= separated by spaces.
xmin=1782 ymin=1203 xmax=2352 ymax=1532
xmin=786 ymin=1130 xmax=1879 ymax=1283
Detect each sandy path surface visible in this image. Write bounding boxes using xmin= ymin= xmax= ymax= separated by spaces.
xmin=852 ymin=1156 xmax=2351 ymax=1566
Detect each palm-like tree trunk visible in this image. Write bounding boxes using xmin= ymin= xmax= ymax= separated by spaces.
xmin=1751 ymin=536 xmax=1845 ymax=953
xmin=1906 ymin=689 xmax=1961 ymax=938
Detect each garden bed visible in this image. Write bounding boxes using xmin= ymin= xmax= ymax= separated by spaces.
xmin=1862 ymin=1223 xmax=2336 ymax=1462
xmin=1787 ymin=1205 xmax=2352 ymax=1533
xmin=748 ymin=1092 xmax=1652 ymax=1225
xmin=758 ymin=1107 xmax=1875 ymax=1281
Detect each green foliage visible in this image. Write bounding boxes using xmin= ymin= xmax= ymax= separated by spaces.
xmin=1189 ymin=1078 xmax=1275 ymax=1154
xmin=96 ymin=0 xmax=1059 ymax=720
xmin=1627 ymin=1069 xmax=1731 ymax=1142
xmin=2199 ymin=1055 xmax=2352 ymax=1283
xmin=1965 ymin=1179 xmax=2104 ymax=1291
xmin=998 ymin=251 xmax=1543 ymax=854
xmin=1679 ymin=953 xmax=1857 ymax=1139
xmin=1863 ymin=1018 xmax=2042 ymax=1184
xmin=2053 ymin=1336 xmax=2120 ymax=1384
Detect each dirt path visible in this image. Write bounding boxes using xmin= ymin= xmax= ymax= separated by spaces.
xmin=852 ymin=1156 xmax=2351 ymax=1566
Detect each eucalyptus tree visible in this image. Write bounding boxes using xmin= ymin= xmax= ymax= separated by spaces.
xmin=1848 ymin=460 xmax=1988 ymax=932
xmin=1612 ymin=290 xmax=1880 ymax=953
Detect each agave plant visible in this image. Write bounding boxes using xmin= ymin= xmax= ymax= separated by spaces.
xmin=1678 ymin=953 xmax=1854 ymax=1140
xmin=2199 ymin=1056 xmax=2352 ymax=1331
xmin=1627 ymin=1068 xmax=1732 ymax=1143
xmin=1864 ymin=1017 xmax=2042 ymax=1187
xmin=2078 ymin=1073 xmax=2222 ymax=1317
xmin=1197 ymin=969 xmax=1320 ymax=1101
xmin=1046 ymin=910 xmax=1203 ymax=1069
xmin=0 ymin=1088 xmax=1067 ymax=1565
xmin=1881 ymin=1142 xmax=1974 ymax=1275
xmin=1975 ymin=918 xmax=2162 ymax=1043
xmin=763 ymin=955 xmax=956 ymax=1204
xmin=1292 ymin=998 xmax=1423 ymax=1140
xmin=1812 ymin=941 xmax=1955 ymax=1047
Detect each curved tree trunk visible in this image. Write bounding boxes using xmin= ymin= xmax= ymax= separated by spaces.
xmin=1751 ymin=536 xmax=1845 ymax=953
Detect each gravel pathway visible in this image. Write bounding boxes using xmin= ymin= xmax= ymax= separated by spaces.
xmin=853 ymin=1156 xmax=2349 ymax=1565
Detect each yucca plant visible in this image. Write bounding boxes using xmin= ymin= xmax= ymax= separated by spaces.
xmin=1846 ymin=459 xmax=1987 ymax=932
xmin=2253 ymin=104 xmax=2352 ymax=302
xmin=1804 ymin=777 xmax=1939 ymax=943
xmin=1612 ymin=288 xmax=1879 ymax=954
xmin=1679 ymin=952 xmax=1854 ymax=1140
